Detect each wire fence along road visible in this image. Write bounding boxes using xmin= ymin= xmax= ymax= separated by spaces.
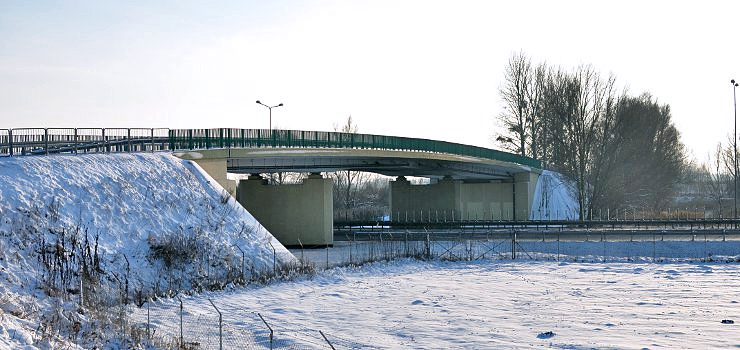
xmin=0 ymin=127 xmax=541 ymax=168
xmin=334 ymin=207 xmax=740 ymax=228
xmin=298 ymin=230 xmax=740 ymax=269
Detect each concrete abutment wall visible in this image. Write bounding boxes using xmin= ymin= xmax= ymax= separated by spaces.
xmin=390 ymin=173 xmax=539 ymax=221
xmin=192 ymin=158 xmax=236 ymax=196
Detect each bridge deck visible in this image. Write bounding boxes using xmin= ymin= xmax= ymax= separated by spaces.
xmin=0 ymin=128 xmax=540 ymax=169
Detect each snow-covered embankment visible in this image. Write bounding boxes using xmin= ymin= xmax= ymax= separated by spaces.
xmin=0 ymin=153 xmax=294 ymax=348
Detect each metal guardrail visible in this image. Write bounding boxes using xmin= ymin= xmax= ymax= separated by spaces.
xmin=334 ymin=218 xmax=740 ymax=230
xmin=0 ymin=127 xmax=541 ymax=168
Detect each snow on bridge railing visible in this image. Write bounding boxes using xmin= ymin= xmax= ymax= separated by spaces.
xmin=0 ymin=127 xmax=541 ymax=168
xmin=168 ymin=128 xmax=542 ymax=168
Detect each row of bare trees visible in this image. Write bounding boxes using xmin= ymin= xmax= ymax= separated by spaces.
xmin=496 ymin=52 xmax=686 ymax=218
xmin=331 ymin=116 xmax=389 ymax=211
xmin=687 ymin=138 xmax=739 ymax=217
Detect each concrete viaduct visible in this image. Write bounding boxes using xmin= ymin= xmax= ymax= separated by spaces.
xmin=0 ymin=127 xmax=542 ymax=247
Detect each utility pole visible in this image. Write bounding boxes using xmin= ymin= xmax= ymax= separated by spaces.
xmin=733 ymin=79 xmax=739 ymax=226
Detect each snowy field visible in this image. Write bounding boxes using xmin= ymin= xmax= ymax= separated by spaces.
xmin=140 ymin=259 xmax=740 ymax=349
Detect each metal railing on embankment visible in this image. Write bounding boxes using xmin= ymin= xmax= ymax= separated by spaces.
xmin=0 ymin=128 xmax=169 ymax=155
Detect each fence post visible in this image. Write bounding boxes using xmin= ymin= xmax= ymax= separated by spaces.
xmin=258 ymin=313 xmax=274 ymax=350
xmin=233 ymin=244 xmax=245 ymax=282
xmin=268 ymin=240 xmax=277 ymax=275
xmin=147 ymin=298 xmax=151 ymax=339
xmin=73 ymin=128 xmax=78 ymax=154
xmin=176 ymin=295 xmax=183 ymax=347
xmin=44 ymin=128 xmax=48 ymax=155
xmin=405 ymin=231 xmax=409 ymax=257
xmin=102 ymin=128 xmax=107 ymax=153
xmin=343 ymin=235 xmax=352 ymax=264
xmin=127 ymin=128 xmax=132 ymax=152
xmin=425 ymin=233 xmax=430 ymax=259
xmin=208 ymin=299 xmax=223 ymax=350
xmin=150 ymin=128 xmax=155 ymax=152
xmin=319 ymin=330 xmax=337 ymax=350
xmin=298 ymin=237 xmax=305 ymax=263
xmin=8 ymin=129 xmax=12 ymax=156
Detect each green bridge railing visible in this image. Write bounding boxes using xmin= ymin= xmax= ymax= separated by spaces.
xmin=168 ymin=128 xmax=541 ymax=168
xmin=0 ymin=127 xmax=540 ymax=168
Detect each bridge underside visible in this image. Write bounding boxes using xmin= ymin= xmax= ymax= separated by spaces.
xmin=228 ymin=156 xmax=515 ymax=180
xmin=223 ymin=148 xmax=535 ymax=181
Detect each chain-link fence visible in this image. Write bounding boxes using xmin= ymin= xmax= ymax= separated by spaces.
xmin=135 ymin=297 xmax=365 ymax=349
xmin=295 ymin=230 xmax=740 ymax=268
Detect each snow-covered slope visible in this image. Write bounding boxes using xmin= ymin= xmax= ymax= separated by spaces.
xmin=0 ymin=153 xmax=294 ymax=349
xmin=530 ymin=170 xmax=579 ymax=220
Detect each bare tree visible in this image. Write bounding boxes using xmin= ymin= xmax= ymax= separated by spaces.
xmin=707 ymin=143 xmax=729 ymax=216
xmin=720 ymin=133 xmax=739 ymax=215
xmin=265 ymin=172 xmax=308 ymax=185
xmin=526 ymin=62 xmax=547 ymax=160
xmin=544 ymin=65 xmax=617 ymax=219
xmin=332 ymin=116 xmax=371 ymax=209
xmin=496 ymin=51 xmax=532 ymax=156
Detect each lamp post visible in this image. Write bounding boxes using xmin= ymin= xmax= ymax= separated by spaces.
xmin=256 ymin=100 xmax=284 ymax=132
xmin=733 ymin=79 xmax=739 ymax=224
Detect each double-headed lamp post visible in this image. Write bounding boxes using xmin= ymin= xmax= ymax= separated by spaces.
xmin=255 ymin=100 xmax=283 ymax=132
xmin=733 ymin=79 xmax=739 ymax=223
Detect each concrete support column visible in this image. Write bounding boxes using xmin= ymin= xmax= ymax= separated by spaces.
xmin=390 ymin=176 xmax=461 ymax=221
xmin=459 ymin=181 xmax=514 ymax=221
xmin=237 ymin=173 xmax=333 ymax=247
xmin=514 ymin=172 xmax=539 ymax=221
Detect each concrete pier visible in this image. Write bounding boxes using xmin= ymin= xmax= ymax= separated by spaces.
xmin=237 ymin=173 xmax=333 ymax=247
xmin=390 ymin=173 xmax=538 ymax=221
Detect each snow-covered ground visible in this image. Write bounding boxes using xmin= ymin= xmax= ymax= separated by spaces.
xmin=139 ymin=259 xmax=740 ymax=349
xmin=0 ymin=153 xmax=294 ymax=349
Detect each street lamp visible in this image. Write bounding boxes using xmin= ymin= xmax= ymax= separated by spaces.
xmin=733 ymin=79 xmax=739 ymax=223
xmin=255 ymin=100 xmax=284 ymax=132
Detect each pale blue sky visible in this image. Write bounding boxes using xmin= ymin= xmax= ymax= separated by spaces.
xmin=1 ymin=0 xmax=738 ymax=161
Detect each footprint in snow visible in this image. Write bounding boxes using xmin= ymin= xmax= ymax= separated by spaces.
xmin=411 ymin=300 xmax=424 ymax=305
